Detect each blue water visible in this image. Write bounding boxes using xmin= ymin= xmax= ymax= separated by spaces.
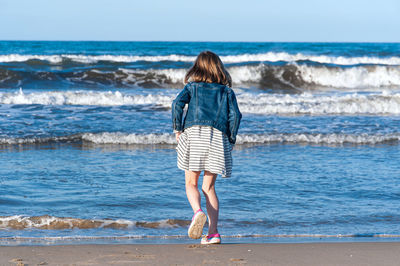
xmin=0 ymin=41 xmax=400 ymax=245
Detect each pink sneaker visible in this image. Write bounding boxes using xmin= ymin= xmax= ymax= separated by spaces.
xmin=201 ymin=233 xmax=221 ymax=244
xmin=188 ymin=209 xmax=207 ymax=239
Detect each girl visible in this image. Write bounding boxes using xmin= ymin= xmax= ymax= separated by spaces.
xmin=172 ymin=51 xmax=242 ymax=244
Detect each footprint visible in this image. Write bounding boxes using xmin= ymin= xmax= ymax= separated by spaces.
xmin=230 ymin=258 xmax=247 ymax=264
xmin=9 ymin=258 xmax=26 ymax=266
xmin=9 ymin=258 xmax=23 ymax=262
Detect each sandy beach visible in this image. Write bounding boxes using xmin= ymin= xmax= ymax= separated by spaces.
xmin=0 ymin=242 xmax=399 ymax=265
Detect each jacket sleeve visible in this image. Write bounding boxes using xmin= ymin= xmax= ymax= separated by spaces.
xmin=227 ymin=89 xmax=242 ymax=144
xmin=172 ymin=84 xmax=191 ymax=131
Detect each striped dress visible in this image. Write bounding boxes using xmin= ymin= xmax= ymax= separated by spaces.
xmin=176 ymin=125 xmax=233 ymax=178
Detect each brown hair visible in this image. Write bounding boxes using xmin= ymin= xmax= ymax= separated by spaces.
xmin=184 ymin=51 xmax=232 ymax=87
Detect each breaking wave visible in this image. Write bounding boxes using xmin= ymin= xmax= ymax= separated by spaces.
xmin=2 ymin=132 xmax=400 ymax=146
xmin=0 ymin=68 xmax=186 ymax=89
xmin=1 ymin=64 xmax=400 ymax=90
xmin=124 ymin=64 xmax=400 ymax=90
xmin=1 ymin=52 xmax=400 ymax=65
xmin=1 ymin=89 xmax=400 ymax=115
xmin=256 ymin=64 xmax=400 ymax=89
xmin=0 ymin=89 xmax=172 ymax=107
xmin=3 ymin=214 xmax=400 ymax=242
xmin=0 ymin=215 xmax=189 ymax=230
xmin=237 ymin=91 xmax=400 ymax=114
xmin=83 ymin=132 xmax=400 ymax=145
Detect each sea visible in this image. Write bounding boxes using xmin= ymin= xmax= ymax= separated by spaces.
xmin=0 ymin=41 xmax=399 ymax=245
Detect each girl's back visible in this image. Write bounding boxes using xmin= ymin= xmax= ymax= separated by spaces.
xmin=172 ymin=81 xmax=241 ymax=145
xmin=171 ymin=51 xmax=241 ymax=244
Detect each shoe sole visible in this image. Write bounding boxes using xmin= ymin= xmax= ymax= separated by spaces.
xmin=188 ymin=212 xmax=207 ymax=239
xmin=201 ymin=238 xmax=221 ymax=245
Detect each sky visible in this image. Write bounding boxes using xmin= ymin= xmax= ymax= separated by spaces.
xmin=0 ymin=0 xmax=399 ymax=42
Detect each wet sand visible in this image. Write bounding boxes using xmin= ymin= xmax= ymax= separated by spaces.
xmin=1 ymin=242 xmax=400 ymax=265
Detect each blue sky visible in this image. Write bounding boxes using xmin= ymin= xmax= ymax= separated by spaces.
xmin=0 ymin=0 xmax=399 ymax=42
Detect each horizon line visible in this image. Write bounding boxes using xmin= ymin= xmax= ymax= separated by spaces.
xmin=1 ymin=39 xmax=400 ymax=44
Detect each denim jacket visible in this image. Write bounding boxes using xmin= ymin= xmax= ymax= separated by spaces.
xmin=172 ymin=82 xmax=242 ymax=144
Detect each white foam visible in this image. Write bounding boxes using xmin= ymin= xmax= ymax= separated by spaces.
xmin=0 ymin=89 xmax=172 ymax=107
xmin=0 ymin=54 xmax=197 ymax=64
xmin=1 ymin=132 xmax=399 ymax=145
xmin=296 ymin=64 xmax=400 ymax=88
xmin=229 ymin=64 xmax=400 ymax=89
xmin=0 ymin=135 xmax=81 ymax=145
xmin=82 ymin=132 xmax=400 ymax=145
xmin=0 ymin=215 xmax=132 ymax=229
xmin=238 ymin=91 xmax=400 ymax=114
xmin=0 ymin=54 xmax=65 ymax=64
xmin=1 ymin=89 xmax=400 ymax=115
xmin=2 ymin=52 xmax=400 ymax=65
xmin=118 ymin=68 xmax=187 ymax=85
xmin=0 ymin=215 xmax=186 ymax=230
xmin=228 ymin=65 xmax=263 ymax=83
xmin=237 ymin=133 xmax=400 ymax=145
xmin=82 ymin=132 xmax=175 ymax=144
xmin=222 ymin=52 xmax=400 ymax=65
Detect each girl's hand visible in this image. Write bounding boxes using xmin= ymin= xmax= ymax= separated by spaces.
xmin=175 ymin=131 xmax=182 ymax=142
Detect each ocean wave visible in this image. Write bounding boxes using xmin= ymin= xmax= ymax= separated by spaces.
xmin=1 ymin=215 xmax=400 ymax=239
xmin=0 ymin=68 xmax=186 ymax=89
xmin=2 ymin=132 xmax=399 ymax=146
xmin=83 ymin=132 xmax=400 ymax=145
xmin=237 ymin=91 xmax=400 ymax=114
xmin=1 ymin=89 xmax=400 ymax=115
xmin=0 ymin=89 xmax=172 ymax=107
xmin=1 ymin=52 xmax=400 ymax=65
xmin=0 ymin=215 xmax=189 ymax=230
xmin=145 ymin=64 xmax=400 ymax=89
xmin=68 ymin=65 xmax=400 ymax=90
xmin=255 ymin=64 xmax=400 ymax=89
xmin=0 ymin=134 xmax=82 ymax=145
xmin=2 ymin=64 xmax=400 ymax=90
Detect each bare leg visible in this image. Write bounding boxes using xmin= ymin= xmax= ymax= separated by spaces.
xmin=185 ymin=170 xmax=202 ymax=213
xmin=202 ymin=170 xmax=219 ymax=235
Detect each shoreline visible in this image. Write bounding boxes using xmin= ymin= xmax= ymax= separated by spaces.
xmin=2 ymin=235 xmax=400 ymax=246
xmin=1 ymin=242 xmax=400 ymax=265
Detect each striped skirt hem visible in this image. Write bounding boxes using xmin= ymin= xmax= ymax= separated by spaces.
xmin=176 ymin=126 xmax=233 ymax=178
